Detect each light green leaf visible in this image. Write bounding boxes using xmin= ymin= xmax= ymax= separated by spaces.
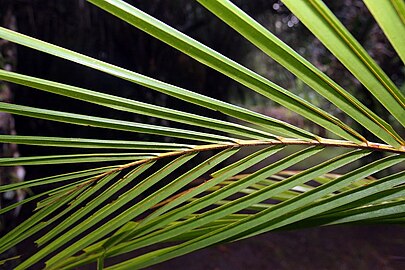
xmin=36 ymin=163 xmax=154 ymax=247
xmin=0 ymin=153 xmax=155 ymax=166
xmin=106 ymin=153 xmax=401 ymax=269
xmin=0 ymin=134 xmax=193 ymax=150
xmin=0 ymin=102 xmax=235 ymax=143
xmin=87 ymin=0 xmax=365 ymax=143
xmin=0 ymin=166 xmax=116 ymax=192
xmin=0 ymin=69 xmax=277 ymax=141
xmin=364 ymin=0 xmax=405 ymax=64
xmin=20 ymin=154 xmax=196 ymax=270
xmin=0 ymin=26 xmax=314 ymax=140
xmin=282 ymin=0 xmax=405 ymax=128
xmin=196 ymin=0 xmax=403 ymax=147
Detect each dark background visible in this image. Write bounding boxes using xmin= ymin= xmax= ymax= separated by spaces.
xmin=1 ymin=0 xmax=404 ymax=269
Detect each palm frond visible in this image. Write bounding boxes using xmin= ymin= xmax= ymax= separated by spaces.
xmin=0 ymin=0 xmax=404 ymax=269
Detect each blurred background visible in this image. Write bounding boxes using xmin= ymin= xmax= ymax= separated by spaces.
xmin=0 ymin=0 xmax=404 ymax=269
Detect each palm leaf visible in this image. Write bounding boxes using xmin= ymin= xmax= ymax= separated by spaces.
xmin=0 ymin=0 xmax=404 ymax=269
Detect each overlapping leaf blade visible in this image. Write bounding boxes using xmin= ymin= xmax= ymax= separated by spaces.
xmin=196 ymin=0 xmax=404 ymax=147
xmin=0 ymin=26 xmax=314 ymax=140
xmin=0 ymin=166 xmax=116 ymax=192
xmin=282 ymin=0 xmax=405 ymax=128
xmin=0 ymin=69 xmax=277 ymax=141
xmin=102 ymin=154 xmax=403 ymax=269
xmin=0 ymin=102 xmax=235 ymax=143
xmin=363 ymin=0 xmax=405 ymax=65
xmin=87 ymin=0 xmax=365 ymax=143
xmin=0 ymin=153 xmax=155 ymax=166
xmin=0 ymin=134 xmax=193 ymax=150
xmin=51 ymin=147 xmax=365 ymax=268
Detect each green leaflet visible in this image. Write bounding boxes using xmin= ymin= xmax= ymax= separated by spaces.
xmin=18 ymin=154 xmax=196 ymax=269
xmin=43 ymin=150 xmax=236 ymax=268
xmin=237 ymin=155 xmax=405 ymax=240
xmin=0 ymin=153 xmax=155 ymax=166
xmin=0 ymin=134 xmax=193 ymax=150
xmin=0 ymin=102 xmax=235 ymax=143
xmin=0 ymin=69 xmax=276 ymax=141
xmin=88 ymin=0 xmax=364 ymax=143
xmin=0 ymin=27 xmax=314 ymax=140
xmin=364 ymin=0 xmax=405 ymax=65
xmin=50 ymin=146 xmax=284 ymax=269
xmin=0 ymin=166 xmax=116 ymax=192
xmin=106 ymin=153 xmax=402 ymax=269
xmin=282 ymin=0 xmax=405 ymax=128
xmin=0 ymin=180 xmax=88 ymax=254
xmin=0 ymin=177 xmax=92 ymax=215
xmin=61 ymin=146 xmax=323 ymax=266
xmin=36 ymin=163 xmax=155 ymax=246
xmin=196 ymin=0 xmax=403 ymax=147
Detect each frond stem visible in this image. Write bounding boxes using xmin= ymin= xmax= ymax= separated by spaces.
xmin=118 ymin=138 xmax=404 ymax=170
xmin=75 ymin=138 xmax=404 ymax=190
